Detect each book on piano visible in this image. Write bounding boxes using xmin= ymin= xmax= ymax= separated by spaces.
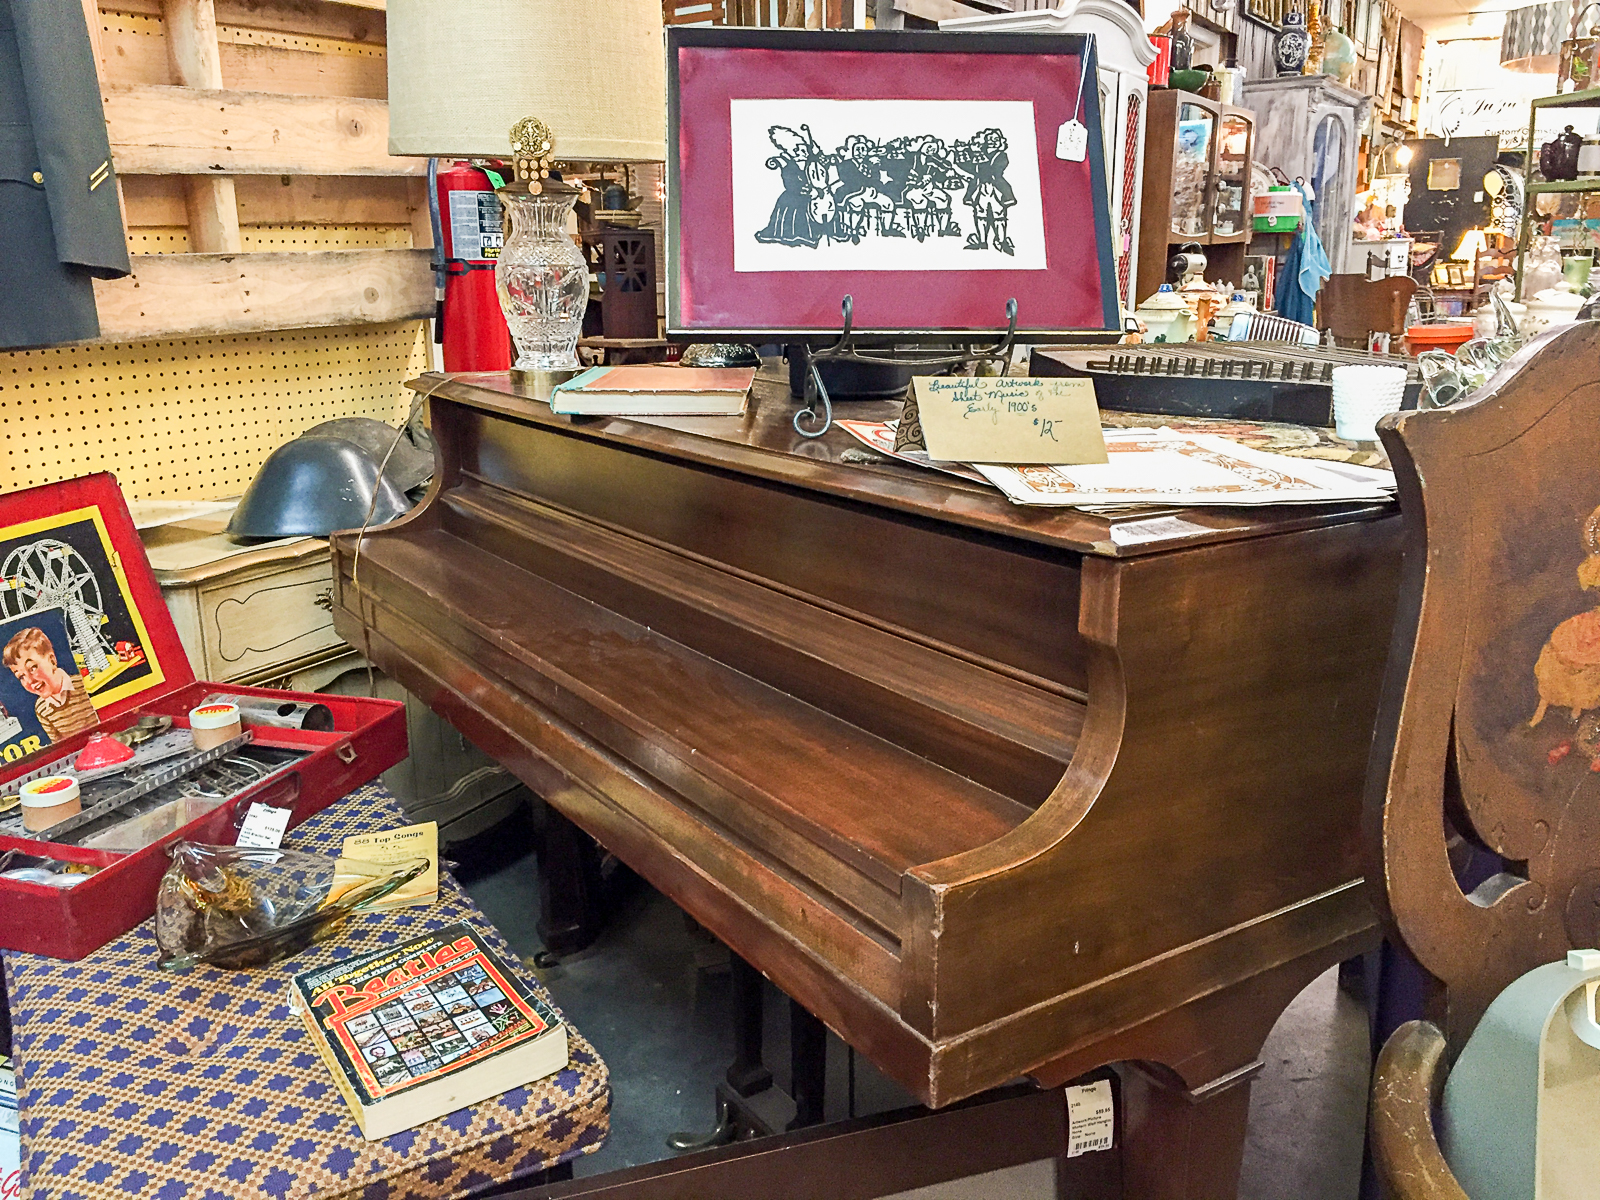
xmin=550 ymin=365 xmax=754 ymax=416
xmin=288 ymin=923 xmax=567 ymax=1139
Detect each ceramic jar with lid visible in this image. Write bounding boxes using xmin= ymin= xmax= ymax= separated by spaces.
xmin=1541 ymin=126 xmax=1584 ymax=181
xmin=1522 ymin=285 xmax=1586 ymax=337
xmin=1135 ymin=285 xmax=1198 ymax=343
xmin=1274 ymin=3 xmax=1310 ymax=76
xmin=1212 ymin=292 xmax=1257 ymax=338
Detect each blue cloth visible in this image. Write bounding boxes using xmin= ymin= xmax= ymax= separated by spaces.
xmin=1275 ymin=182 xmax=1328 ymax=327
xmin=1276 ymin=228 xmax=1312 ymax=325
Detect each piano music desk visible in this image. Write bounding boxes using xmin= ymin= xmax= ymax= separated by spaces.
xmin=332 ymin=373 xmax=1404 ymax=1199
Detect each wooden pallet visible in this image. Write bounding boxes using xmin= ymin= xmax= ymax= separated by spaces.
xmin=87 ymin=0 xmax=431 ymax=341
xmin=0 ymin=1 xmax=430 ymax=502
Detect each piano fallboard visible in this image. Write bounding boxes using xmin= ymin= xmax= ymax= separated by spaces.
xmin=333 ymin=372 xmax=1402 ymax=1108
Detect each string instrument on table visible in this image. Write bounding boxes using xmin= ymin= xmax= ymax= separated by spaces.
xmin=1033 ymin=342 xmax=1424 ymax=425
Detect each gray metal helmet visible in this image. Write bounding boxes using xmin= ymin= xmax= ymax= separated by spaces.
xmin=227 ymin=436 xmax=410 ymax=543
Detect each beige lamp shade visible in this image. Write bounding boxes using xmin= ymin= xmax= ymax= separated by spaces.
xmin=1452 ymin=228 xmax=1488 ymax=262
xmin=386 ymin=0 xmax=667 ymax=163
xmin=1499 ymin=0 xmax=1574 ymax=73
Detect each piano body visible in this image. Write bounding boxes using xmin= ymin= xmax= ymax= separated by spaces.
xmin=333 ymin=373 xmax=1402 ymax=1196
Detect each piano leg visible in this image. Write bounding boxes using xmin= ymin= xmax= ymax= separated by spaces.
xmin=1118 ymin=1063 xmax=1260 ymax=1200
xmin=668 ymin=955 xmax=774 ymax=1151
xmin=670 ymin=955 xmax=834 ymax=1149
xmin=533 ymin=803 xmax=606 ymax=960
xmin=728 ymin=954 xmax=775 ymax=1098
xmin=787 ymin=1002 xmax=827 ymax=1130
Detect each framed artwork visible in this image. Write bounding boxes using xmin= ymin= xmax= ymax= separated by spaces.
xmin=1446 ymin=262 xmax=1467 ymax=287
xmin=1353 ymin=0 xmax=1371 ymax=51
xmin=665 ymin=27 xmax=1119 ymax=341
xmin=1241 ymin=0 xmax=1285 ymax=32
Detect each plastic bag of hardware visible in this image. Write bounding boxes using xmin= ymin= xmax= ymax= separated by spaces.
xmin=154 ymin=842 xmax=428 ymax=971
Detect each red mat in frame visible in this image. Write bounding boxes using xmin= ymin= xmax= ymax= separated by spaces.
xmin=666 ymin=28 xmax=1120 ymax=341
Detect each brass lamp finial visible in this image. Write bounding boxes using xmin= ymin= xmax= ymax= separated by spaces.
xmin=509 ymin=117 xmax=554 ymax=191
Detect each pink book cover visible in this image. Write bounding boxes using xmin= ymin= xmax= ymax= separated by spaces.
xmin=575 ymin=366 xmax=755 ymax=394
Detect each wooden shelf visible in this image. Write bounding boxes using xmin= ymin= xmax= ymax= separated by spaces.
xmin=91 ymin=248 xmax=432 ymax=341
xmin=1527 ymin=178 xmax=1600 ymax=194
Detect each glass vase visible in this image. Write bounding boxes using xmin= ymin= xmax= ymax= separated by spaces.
xmin=496 ymin=188 xmax=589 ymax=375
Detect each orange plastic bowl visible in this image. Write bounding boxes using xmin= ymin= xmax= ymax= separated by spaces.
xmin=1405 ymin=323 xmax=1476 ymax=356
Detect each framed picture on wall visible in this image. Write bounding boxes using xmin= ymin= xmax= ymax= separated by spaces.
xmin=665 ymin=27 xmax=1120 ymax=340
xmin=1353 ymin=0 xmax=1371 ymax=52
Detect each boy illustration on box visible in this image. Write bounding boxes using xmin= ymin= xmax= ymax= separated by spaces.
xmin=3 ymin=627 xmax=98 ymax=743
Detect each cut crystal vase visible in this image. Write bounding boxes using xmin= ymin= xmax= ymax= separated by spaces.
xmin=496 ymin=187 xmax=589 ymax=380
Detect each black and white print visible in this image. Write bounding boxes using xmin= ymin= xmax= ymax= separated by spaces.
xmin=731 ymin=99 xmax=1047 ymax=273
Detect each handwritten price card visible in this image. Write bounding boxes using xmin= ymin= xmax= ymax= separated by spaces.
xmin=910 ymin=376 xmax=1107 ymax=465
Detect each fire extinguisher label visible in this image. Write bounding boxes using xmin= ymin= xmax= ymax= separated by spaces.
xmin=448 ymin=190 xmax=503 ymax=260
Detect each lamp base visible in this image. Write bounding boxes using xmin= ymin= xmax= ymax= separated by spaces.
xmin=510 ymin=366 xmax=581 ymax=402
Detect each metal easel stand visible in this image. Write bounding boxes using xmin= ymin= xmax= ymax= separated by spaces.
xmin=793 ymin=295 xmax=1020 ymax=439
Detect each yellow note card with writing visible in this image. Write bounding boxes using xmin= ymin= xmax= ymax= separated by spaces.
xmin=911 ymin=376 xmax=1107 ymax=465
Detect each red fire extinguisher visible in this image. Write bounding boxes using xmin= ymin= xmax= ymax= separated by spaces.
xmin=433 ymin=161 xmax=512 ymax=372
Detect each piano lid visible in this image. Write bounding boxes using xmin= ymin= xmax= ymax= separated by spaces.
xmin=413 ymin=371 xmax=1394 ymax=559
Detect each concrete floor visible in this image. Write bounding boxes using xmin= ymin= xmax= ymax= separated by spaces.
xmin=457 ymin=809 xmax=1373 ymax=1196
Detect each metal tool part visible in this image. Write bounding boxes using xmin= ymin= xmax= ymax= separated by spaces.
xmin=26 ymin=733 xmax=253 ymax=841
xmin=202 ymin=693 xmax=334 ymax=731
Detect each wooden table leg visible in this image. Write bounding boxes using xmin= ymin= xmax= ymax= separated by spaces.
xmin=1118 ymin=1062 xmax=1261 ymax=1200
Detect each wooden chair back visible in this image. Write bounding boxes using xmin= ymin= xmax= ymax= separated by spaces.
xmin=1473 ymin=244 xmax=1515 ymax=292
xmin=1366 ymin=320 xmax=1600 ymax=1195
xmin=1320 ymin=273 xmax=1417 ymax=349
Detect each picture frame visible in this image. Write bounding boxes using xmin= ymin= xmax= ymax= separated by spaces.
xmin=1240 ymin=0 xmax=1285 ymax=32
xmin=1447 ymin=262 xmax=1467 ymax=287
xmin=665 ymin=27 xmax=1120 ymax=342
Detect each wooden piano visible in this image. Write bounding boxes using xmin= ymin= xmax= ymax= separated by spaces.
xmin=332 ymin=372 xmax=1403 ymax=1198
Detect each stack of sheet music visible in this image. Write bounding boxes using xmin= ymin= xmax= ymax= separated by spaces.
xmin=838 ymin=423 xmax=1396 ymax=510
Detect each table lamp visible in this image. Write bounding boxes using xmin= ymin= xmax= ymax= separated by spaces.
xmin=1452 ymin=228 xmax=1489 ymax=263
xmin=387 ymin=0 xmax=667 ymax=398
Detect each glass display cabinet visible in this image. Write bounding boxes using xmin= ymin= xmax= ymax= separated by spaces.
xmin=1137 ymin=90 xmax=1257 ymax=305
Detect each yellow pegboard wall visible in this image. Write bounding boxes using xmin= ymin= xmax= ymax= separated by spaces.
xmin=129 ymin=228 xmax=191 ymax=254
xmin=0 ymin=322 xmax=430 ymax=501
xmin=240 ymin=225 xmax=414 ymax=250
xmin=128 ymin=227 xmax=416 ymax=254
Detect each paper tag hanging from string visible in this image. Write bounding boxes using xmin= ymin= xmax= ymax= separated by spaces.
xmin=1056 ymin=36 xmax=1094 ymax=163
xmin=1056 ymin=120 xmax=1089 ymax=162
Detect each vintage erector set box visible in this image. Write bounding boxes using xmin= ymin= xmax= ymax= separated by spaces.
xmin=0 ymin=474 xmax=406 ymax=960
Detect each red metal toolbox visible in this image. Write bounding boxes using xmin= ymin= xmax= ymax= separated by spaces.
xmin=0 ymin=473 xmax=406 ymax=959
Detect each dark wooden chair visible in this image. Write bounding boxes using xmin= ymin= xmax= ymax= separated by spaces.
xmin=1365 ymin=320 xmax=1600 ymax=1197
xmin=1320 ymin=273 xmax=1418 ymax=351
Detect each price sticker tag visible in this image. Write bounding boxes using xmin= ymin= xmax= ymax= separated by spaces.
xmin=1056 ymin=119 xmax=1089 ymax=162
xmin=1066 ymin=1079 xmax=1115 ymax=1157
xmin=236 ymin=803 xmax=292 ymax=849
